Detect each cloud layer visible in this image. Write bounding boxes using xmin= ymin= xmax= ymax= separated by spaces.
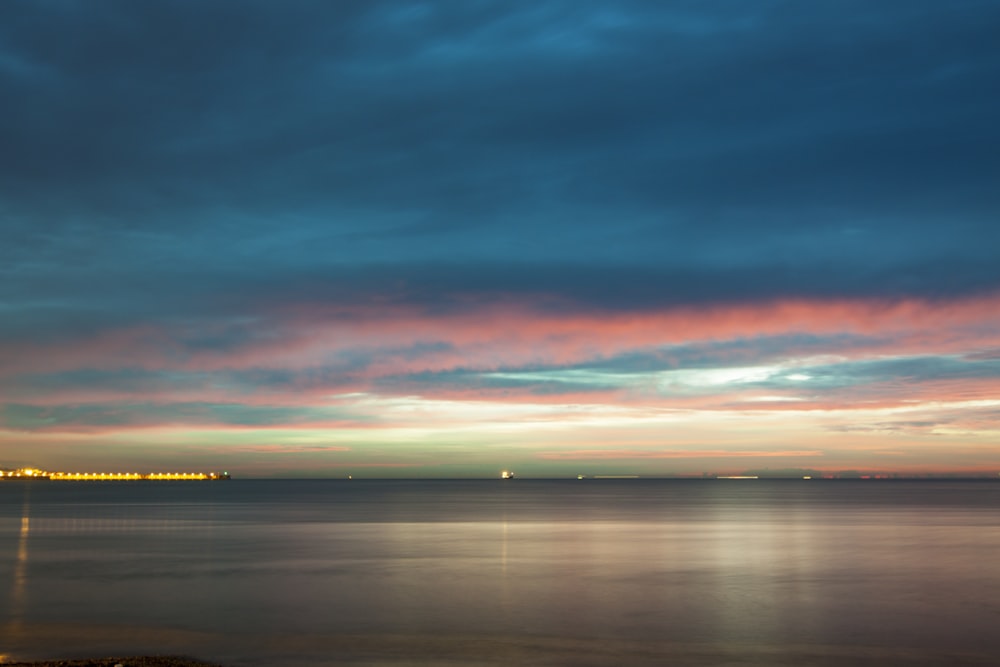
xmin=2 ymin=1 xmax=999 ymax=475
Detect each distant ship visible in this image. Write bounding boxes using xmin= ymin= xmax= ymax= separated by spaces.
xmin=500 ymin=470 xmax=514 ymax=480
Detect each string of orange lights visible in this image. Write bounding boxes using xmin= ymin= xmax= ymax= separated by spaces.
xmin=0 ymin=468 xmax=230 ymax=480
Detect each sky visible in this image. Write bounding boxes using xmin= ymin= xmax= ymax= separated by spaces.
xmin=2 ymin=1 xmax=1000 ymax=478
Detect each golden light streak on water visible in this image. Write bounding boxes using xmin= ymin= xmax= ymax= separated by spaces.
xmin=501 ymin=517 xmax=508 ymax=577
xmin=5 ymin=497 xmax=31 ymax=641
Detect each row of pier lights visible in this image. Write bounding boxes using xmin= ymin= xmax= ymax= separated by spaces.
xmin=0 ymin=468 xmax=229 ymax=481
xmin=50 ymin=471 xmax=223 ymax=480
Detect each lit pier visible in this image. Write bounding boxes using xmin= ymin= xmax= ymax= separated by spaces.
xmin=1 ymin=468 xmax=230 ymax=481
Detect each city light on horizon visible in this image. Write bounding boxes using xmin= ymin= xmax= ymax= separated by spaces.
xmin=1 ymin=2 xmax=999 ymax=478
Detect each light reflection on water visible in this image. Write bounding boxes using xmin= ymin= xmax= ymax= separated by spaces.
xmin=2 ymin=480 xmax=1000 ymax=665
xmin=4 ymin=495 xmax=31 ymax=640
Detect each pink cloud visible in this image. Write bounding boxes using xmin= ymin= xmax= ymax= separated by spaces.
xmin=3 ymin=294 xmax=998 ymax=383
xmin=167 ymin=294 xmax=1000 ymax=376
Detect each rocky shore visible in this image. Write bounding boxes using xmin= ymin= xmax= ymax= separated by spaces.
xmin=3 ymin=658 xmax=226 ymax=667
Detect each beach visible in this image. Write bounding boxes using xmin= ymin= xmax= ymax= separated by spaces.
xmin=6 ymin=642 xmax=1000 ymax=667
xmin=2 ymin=659 xmax=223 ymax=667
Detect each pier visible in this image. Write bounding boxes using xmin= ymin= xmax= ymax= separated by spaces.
xmin=0 ymin=467 xmax=230 ymax=481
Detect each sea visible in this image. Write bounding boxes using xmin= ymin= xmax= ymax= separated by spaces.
xmin=2 ymin=479 xmax=1000 ymax=666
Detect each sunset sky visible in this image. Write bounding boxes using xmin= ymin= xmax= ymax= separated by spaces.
xmin=2 ymin=1 xmax=1000 ymax=477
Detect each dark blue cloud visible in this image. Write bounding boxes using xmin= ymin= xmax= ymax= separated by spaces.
xmin=2 ymin=0 xmax=999 ymax=339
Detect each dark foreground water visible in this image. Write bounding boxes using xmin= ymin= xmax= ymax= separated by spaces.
xmin=2 ymin=479 xmax=1000 ymax=666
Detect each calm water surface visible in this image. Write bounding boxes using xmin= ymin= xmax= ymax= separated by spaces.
xmin=2 ymin=479 xmax=1000 ymax=665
